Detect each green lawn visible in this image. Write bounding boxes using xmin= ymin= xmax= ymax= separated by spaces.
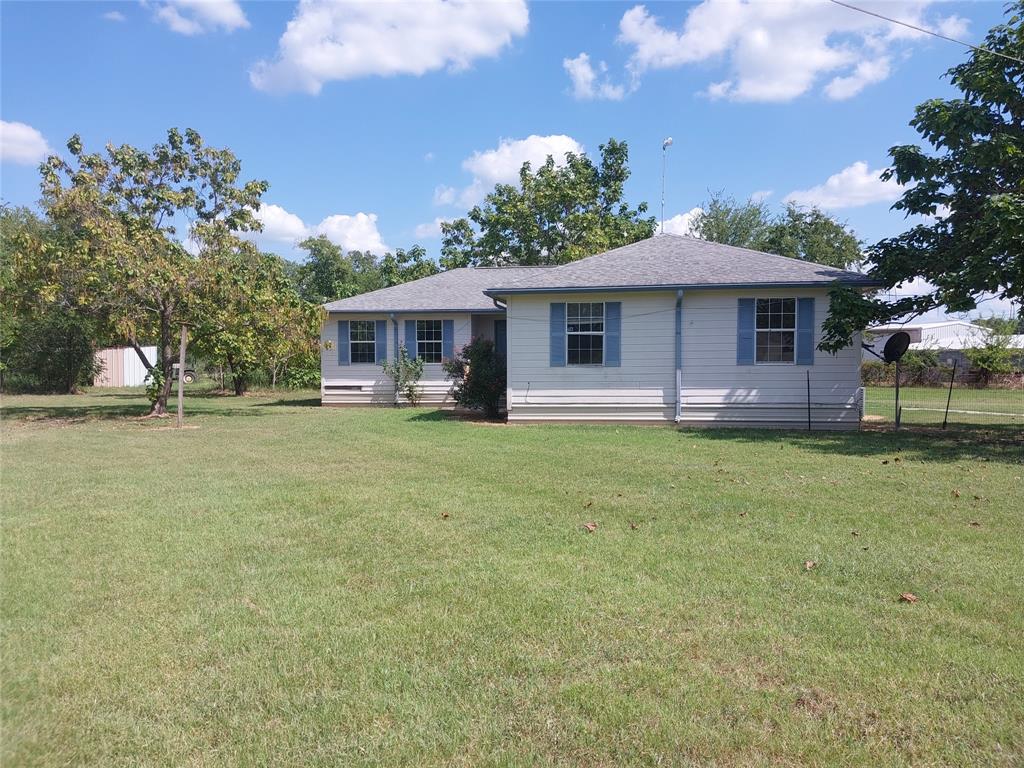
xmin=3 ymin=390 xmax=1023 ymax=766
xmin=866 ymin=385 xmax=1024 ymax=426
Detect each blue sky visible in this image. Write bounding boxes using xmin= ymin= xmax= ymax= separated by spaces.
xmin=0 ymin=1 xmax=1014 ymax=317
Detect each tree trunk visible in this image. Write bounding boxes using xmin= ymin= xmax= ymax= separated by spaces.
xmin=149 ymin=306 xmax=174 ymax=416
xmin=227 ymin=354 xmax=247 ymax=396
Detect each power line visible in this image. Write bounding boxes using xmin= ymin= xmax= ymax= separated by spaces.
xmin=827 ymin=0 xmax=1024 ymax=66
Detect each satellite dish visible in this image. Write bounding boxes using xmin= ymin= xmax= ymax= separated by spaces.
xmin=882 ymin=331 xmax=911 ymax=363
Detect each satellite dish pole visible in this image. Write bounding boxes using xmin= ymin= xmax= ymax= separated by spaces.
xmin=661 ymin=137 xmax=673 ymax=234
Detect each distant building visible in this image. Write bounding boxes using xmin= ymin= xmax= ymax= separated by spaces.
xmin=94 ymin=346 xmax=156 ymax=387
xmin=865 ymin=321 xmax=1023 ymax=368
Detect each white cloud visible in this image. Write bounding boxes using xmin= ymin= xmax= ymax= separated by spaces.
xmin=414 ymin=217 xmax=452 ymax=239
xmin=563 ymin=53 xmax=626 ymax=101
xmin=785 ymin=161 xmax=902 ymax=209
xmin=256 ymin=204 xmax=310 ymax=244
xmin=423 ymin=152 xmax=435 ymax=163
xmin=317 ymin=213 xmax=388 ymax=253
xmin=150 ymin=0 xmax=248 ymax=35
xmin=615 ymin=0 xmax=966 ymax=102
xmin=103 ymin=10 xmax=126 ymax=22
xmin=662 ymin=207 xmax=703 ymax=237
xmin=0 ymin=120 xmax=52 ymax=165
xmin=251 ymin=0 xmax=529 ymax=94
xmin=433 ymin=185 xmax=457 ymax=206
xmin=750 ymin=189 xmax=773 ymax=203
xmin=456 ymin=134 xmax=584 ymax=207
xmin=251 ymin=204 xmax=388 ymax=253
xmin=824 ymin=56 xmax=891 ymax=100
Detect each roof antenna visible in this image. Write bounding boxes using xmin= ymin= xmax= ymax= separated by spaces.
xmin=661 ymin=137 xmax=673 ymax=234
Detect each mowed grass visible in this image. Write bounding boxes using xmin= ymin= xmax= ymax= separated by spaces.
xmin=866 ymin=385 xmax=1024 ymax=426
xmin=2 ymin=390 xmax=1023 ymax=767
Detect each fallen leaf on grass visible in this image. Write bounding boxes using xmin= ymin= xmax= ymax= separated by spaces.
xmin=804 ymin=560 xmax=817 ymax=571
xmin=582 ymin=521 xmax=598 ymax=533
xmin=851 ymin=530 xmax=859 ymax=536
xmin=881 ymin=460 xmax=889 ymax=465
xmin=629 ymin=522 xmax=639 ymax=530
xmin=440 ymin=512 xmax=450 ymax=520
xmin=739 ymin=511 xmax=748 ymax=518
xmin=584 ymin=501 xmax=593 ymax=508
xmin=969 ymin=521 xmax=981 ymax=527
xmin=899 ymin=592 xmax=919 ymax=603
xmin=952 ymin=489 xmax=961 ymax=498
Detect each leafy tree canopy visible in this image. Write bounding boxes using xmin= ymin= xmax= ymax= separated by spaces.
xmin=690 ymin=192 xmax=862 ymax=269
xmin=293 ymin=236 xmax=438 ymax=303
xmin=440 ymin=139 xmax=656 ymax=268
xmin=34 ymin=128 xmax=275 ymax=413
xmin=822 ymin=2 xmax=1024 ymax=352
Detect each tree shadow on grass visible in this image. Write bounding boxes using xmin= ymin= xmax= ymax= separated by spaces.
xmin=687 ymin=425 xmax=1024 ymax=465
xmin=254 ymin=397 xmax=322 ymax=408
xmin=406 ymin=409 xmax=503 ymax=424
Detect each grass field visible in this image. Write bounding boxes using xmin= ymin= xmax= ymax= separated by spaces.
xmin=866 ymin=385 xmax=1024 ymax=426
xmin=3 ymin=389 xmax=1023 ymax=766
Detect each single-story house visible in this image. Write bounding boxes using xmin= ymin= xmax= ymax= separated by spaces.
xmin=321 ymin=233 xmax=881 ymax=428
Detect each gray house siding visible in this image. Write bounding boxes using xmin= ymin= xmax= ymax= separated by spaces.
xmin=320 ymin=312 xmax=472 ymax=406
xmin=505 ymin=288 xmax=862 ymax=428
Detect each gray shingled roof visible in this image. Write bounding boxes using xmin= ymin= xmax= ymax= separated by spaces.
xmin=322 ymin=267 xmax=551 ymax=312
xmin=484 ymin=233 xmax=879 ymax=294
xmin=324 ymin=235 xmax=879 ymax=312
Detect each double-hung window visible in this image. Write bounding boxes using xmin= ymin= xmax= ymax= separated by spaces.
xmin=567 ymin=302 xmax=604 ymax=365
xmin=416 ymin=320 xmax=443 ymax=363
xmin=349 ymin=320 xmax=376 ymax=364
xmin=755 ymin=298 xmax=796 ymax=363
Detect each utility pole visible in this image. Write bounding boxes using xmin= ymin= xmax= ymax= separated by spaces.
xmin=661 ymin=137 xmax=673 ymax=234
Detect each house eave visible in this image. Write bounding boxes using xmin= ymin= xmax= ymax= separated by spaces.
xmin=321 ymin=306 xmax=506 ymax=314
xmin=483 ymin=279 xmax=884 ymax=297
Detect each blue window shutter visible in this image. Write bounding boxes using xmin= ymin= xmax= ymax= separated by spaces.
xmin=604 ymin=301 xmax=621 ymax=367
xmin=736 ymin=299 xmax=755 ymax=365
xmin=442 ymin=319 xmax=454 ymax=360
xmin=549 ymin=303 xmax=566 ymax=367
xmin=337 ymin=320 xmax=350 ymax=366
xmin=404 ymin=320 xmax=417 ymax=359
xmin=374 ymin=320 xmax=387 ymax=364
xmin=797 ymin=297 xmax=815 ymax=365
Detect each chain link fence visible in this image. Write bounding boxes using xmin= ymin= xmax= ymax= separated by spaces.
xmin=863 ymin=362 xmax=1024 ymax=430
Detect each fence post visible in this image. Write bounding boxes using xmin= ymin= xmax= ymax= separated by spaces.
xmin=894 ymin=360 xmax=901 ymax=431
xmin=942 ymin=359 xmax=957 ymax=430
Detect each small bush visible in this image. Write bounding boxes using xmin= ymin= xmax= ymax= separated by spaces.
xmin=966 ymin=331 xmax=1017 ymax=386
xmin=382 ymin=344 xmax=425 ymax=406
xmin=443 ymin=337 xmax=506 ymax=417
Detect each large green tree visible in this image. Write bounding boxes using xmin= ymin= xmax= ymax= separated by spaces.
xmin=39 ymin=128 xmax=268 ymax=414
xmin=691 ymin=193 xmax=862 ymax=269
xmin=189 ymin=230 xmax=317 ymax=396
xmin=0 ymin=206 xmax=108 ymax=392
xmin=440 ymin=139 xmax=656 ymax=268
xmin=821 ymin=2 xmax=1024 ymax=352
xmin=293 ymin=236 xmax=438 ymax=303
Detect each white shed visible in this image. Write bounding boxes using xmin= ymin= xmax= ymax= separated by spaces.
xmin=94 ymin=346 xmax=156 ymax=387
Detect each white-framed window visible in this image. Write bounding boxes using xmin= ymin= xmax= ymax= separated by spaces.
xmin=350 ymin=320 xmax=376 ymax=364
xmin=755 ymin=298 xmax=796 ymax=364
xmin=567 ymin=302 xmax=604 ymax=365
xmin=417 ymin=319 xmax=443 ymax=363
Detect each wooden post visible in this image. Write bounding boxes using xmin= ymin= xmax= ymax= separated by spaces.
xmin=177 ymin=324 xmax=188 ymax=428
